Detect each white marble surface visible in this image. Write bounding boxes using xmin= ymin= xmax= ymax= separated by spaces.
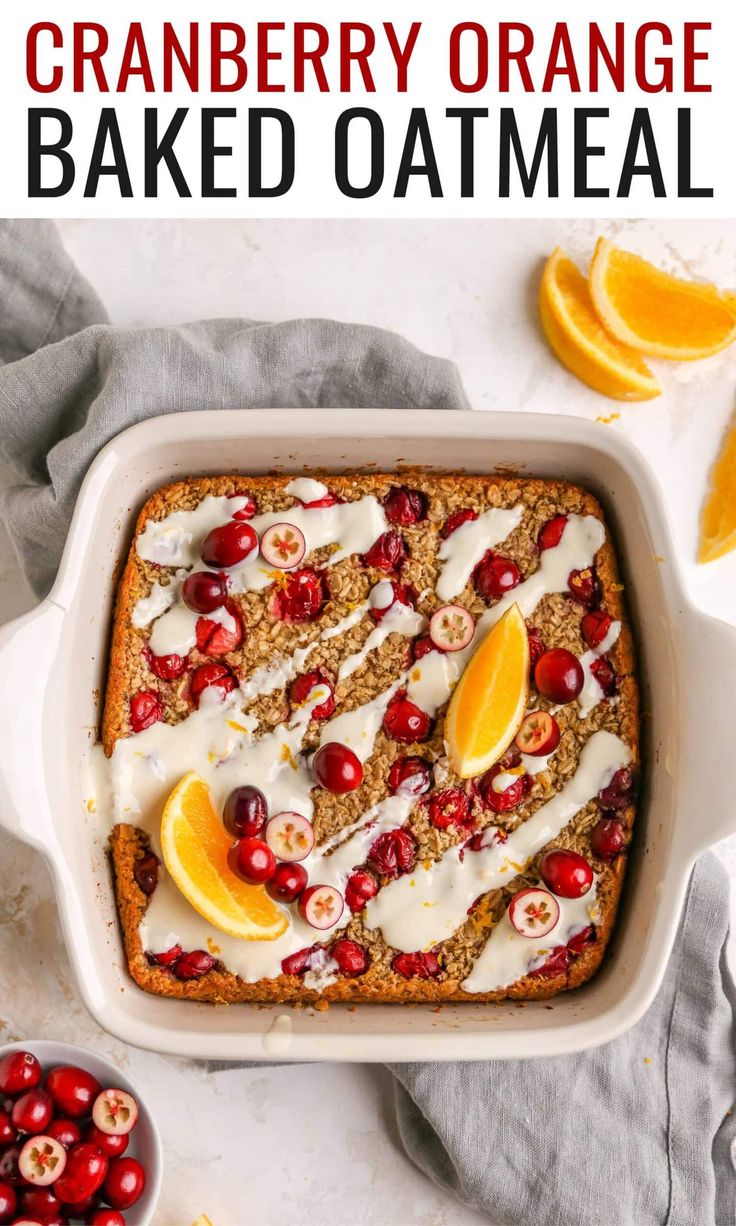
xmin=1 ymin=217 xmax=735 ymax=1226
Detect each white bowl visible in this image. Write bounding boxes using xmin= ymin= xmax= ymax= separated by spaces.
xmin=0 ymin=409 xmax=733 ymax=1062
xmin=0 ymin=1039 xmax=162 ymax=1223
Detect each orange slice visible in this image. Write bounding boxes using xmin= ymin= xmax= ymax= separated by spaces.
xmin=540 ymin=248 xmax=661 ymax=402
xmin=699 ymin=418 xmax=736 ymax=563
xmin=160 ymin=772 xmax=288 ymax=941
xmin=589 ymin=237 xmax=736 ymax=361
xmin=445 ymin=603 xmax=529 ymax=779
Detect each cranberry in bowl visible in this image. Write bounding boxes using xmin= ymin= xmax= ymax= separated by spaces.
xmin=0 ymin=1040 xmax=162 ymax=1225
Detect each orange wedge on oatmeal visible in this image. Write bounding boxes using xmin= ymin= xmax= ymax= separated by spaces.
xmin=160 ymin=772 xmax=288 ymax=941
xmin=699 ymin=418 xmax=736 ymax=563
xmin=539 ymin=248 xmax=661 ymax=402
xmin=446 ymin=603 xmax=529 ymax=779
xmin=589 ymin=238 xmax=736 ymax=361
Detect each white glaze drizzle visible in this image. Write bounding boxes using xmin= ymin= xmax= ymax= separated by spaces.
xmin=461 ymin=879 xmax=600 ymax=993
xmin=285 ymin=477 xmax=329 ymax=503
xmin=338 ymin=586 xmax=427 ymax=681
xmin=436 ymin=506 xmax=523 ymax=601
xmin=364 ymin=730 xmax=630 ymax=952
xmin=150 ymin=602 xmax=238 ymax=659
xmin=132 ymin=580 xmax=177 ymax=629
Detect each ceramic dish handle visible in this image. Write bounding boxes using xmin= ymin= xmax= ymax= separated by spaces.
xmin=679 ymin=610 xmax=736 ymax=860
xmin=0 ymin=600 xmax=66 ymax=850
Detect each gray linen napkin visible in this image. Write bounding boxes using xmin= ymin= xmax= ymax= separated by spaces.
xmin=0 ymin=220 xmax=733 ymax=1226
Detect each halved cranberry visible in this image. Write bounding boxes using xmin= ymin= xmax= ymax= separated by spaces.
xmin=269 ymin=568 xmax=327 ymax=623
xmin=172 ymin=950 xmax=216 ymax=980
xmin=281 ymin=947 xmax=314 ymax=976
xmin=527 ymin=626 xmax=546 ymax=669
xmin=91 ymin=1090 xmax=138 ymax=1139
xmin=363 ymin=530 xmax=406 ymax=572
xmin=429 ymin=605 xmax=475 ymax=652
xmin=515 ymin=710 xmax=560 ymax=757
xmin=538 ymin=515 xmax=567 ymax=551
xmin=412 ymin=635 xmax=436 ymax=661
xmin=383 ymin=485 xmax=427 ymax=526
xmin=146 ymin=647 xmax=187 ymax=681
xmin=369 ymin=579 xmax=413 ymax=622
xmin=568 ymin=567 xmax=601 ymax=608
xmin=567 ymin=924 xmax=596 ymax=954
xmin=528 ymin=946 xmax=570 ymax=979
xmin=509 ymin=887 xmax=560 ymax=937
xmin=427 ymin=787 xmax=471 ymax=830
xmin=129 ymin=690 xmax=161 ymax=733
xmin=331 ymin=939 xmax=369 ymax=977
xmin=345 ymin=870 xmax=379 ymax=912
xmin=261 ymin=523 xmax=307 ymax=569
xmin=590 ymin=656 xmax=617 ymax=698
xmin=368 ymin=828 xmax=417 ymax=879
xmin=0 ymin=1181 xmax=15 ymax=1224
xmin=53 ymin=1142 xmax=108 ymax=1204
xmin=223 ymin=785 xmax=267 ymax=839
xmin=393 ymin=951 xmax=440 ymax=979
xmin=234 ymin=837 xmax=276 ymax=884
xmin=298 ymin=885 xmax=344 ymax=930
xmin=202 ymin=520 xmax=258 ymax=569
xmin=388 ymin=756 xmax=432 ymax=797
xmin=17 ymin=1136 xmax=66 ymax=1187
xmin=581 ymin=609 xmax=613 ymax=649
xmin=265 ymin=812 xmax=314 ymax=862
xmin=189 ymin=662 xmax=236 ymax=707
xmin=534 ymin=648 xmax=584 ymax=703
xmin=45 ymin=1118 xmax=80 ymax=1151
xmin=312 ymin=742 xmax=363 ymax=793
xmin=0 ymin=1052 xmax=42 ymax=1096
xmin=441 ymin=508 xmax=478 ymax=538
xmin=181 ymin=571 xmax=228 ymax=614
xmin=383 ymin=692 xmax=433 ymax=743
xmin=473 ymin=552 xmax=521 ymax=602
xmin=133 ymin=851 xmax=159 ymax=896
xmin=45 ymin=1068 xmax=100 ymax=1120
xmin=478 ymin=766 xmax=531 ymax=813
xmin=229 ymin=492 xmax=257 ymax=519
xmin=289 ymin=670 xmax=335 ymax=720
xmin=12 ymin=1090 xmax=52 ymax=1135
xmin=598 ymin=767 xmax=635 ymax=811
xmin=102 ymin=1157 xmax=145 ymax=1212
xmin=540 ymin=849 xmax=593 ymax=898
xmin=591 ymin=817 xmax=626 ymax=860
xmin=195 ymin=603 xmax=244 ymax=657
xmin=147 ymin=945 xmax=182 ymax=967
xmin=266 ymin=862 xmax=308 ymax=904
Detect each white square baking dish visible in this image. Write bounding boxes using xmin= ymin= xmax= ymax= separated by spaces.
xmin=0 ymin=408 xmax=732 ymax=1062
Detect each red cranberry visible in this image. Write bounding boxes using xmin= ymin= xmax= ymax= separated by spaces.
xmin=301 ymin=490 xmax=342 ymax=508
xmin=529 ymin=946 xmax=571 ymax=979
xmin=383 ymin=485 xmax=427 ymax=526
xmin=598 ymin=767 xmax=635 ymax=811
xmin=235 ymin=837 xmax=276 ymax=884
xmin=129 ymin=690 xmax=161 ymax=733
xmin=62 ymin=1192 xmax=99 ymax=1217
xmin=427 ymin=787 xmax=471 ymax=830
xmin=393 ymin=951 xmax=440 ymax=979
xmin=412 ymin=635 xmax=435 ymax=661
xmin=269 ymin=568 xmax=327 ymax=623
xmin=591 ymin=818 xmax=626 ymax=860
xmin=441 ymin=508 xmax=478 ymax=537
xmin=363 ymin=530 xmax=407 ymax=572
xmin=0 ymin=1182 xmax=15 ymax=1225
xmin=473 ymin=552 xmax=521 ymax=602
xmin=369 ymin=580 xmax=414 ymax=623
xmin=223 ymin=786 xmax=268 ymax=838
xmin=44 ymin=1119 xmax=80 ymax=1152
xmin=590 ymin=656 xmax=617 ymax=698
xmin=345 ymin=870 xmax=379 ymax=912
xmin=54 ymin=1142 xmax=108 ymax=1203
xmin=201 ymin=520 xmax=258 ymax=568
xmin=195 ymin=604 xmax=244 ymax=657
xmin=581 ymin=609 xmax=613 ymax=649
xmin=266 ymin=862 xmax=308 ymax=904
xmin=89 ymin=1210 xmax=126 ymax=1226
xmin=0 ymin=1147 xmax=20 ymax=1186
xmin=147 ymin=944 xmax=183 ymax=967
xmin=534 ymin=648 xmax=584 ymax=703
xmin=84 ymin=1124 xmax=129 ymax=1159
xmin=387 ymin=756 xmax=432 ymax=796
xmin=538 ymin=514 xmax=568 ymax=551
xmin=281 ymin=947 xmax=314 ymax=976
xmin=368 ymin=828 xmax=417 ymax=879
xmin=181 ymin=570 xmax=228 ymax=614
xmin=312 ymin=743 xmax=363 ymax=793
xmin=173 ymin=950 xmax=216 ymax=980
xmin=0 ymin=1052 xmax=42 ymax=1097
xmin=479 ymin=766 xmax=531 ymax=813
xmin=103 ymin=1157 xmax=145 ymax=1212
xmin=540 ymin=849 xmax=594 ymax=898
xmin=133 ymin=851 xmax=159 ymax=896
xmin=0 ymin=1111 xmax=17 ymax=1147
xmin=147 ymin=649 xmax=187 ymax=681
xmin=383 ymin=692 xmax=433 ymax=744
xmin=45 ymin=1068 xmax=100 ymax=1120
xmin=189 ymin=662 xmax=236 ymax=707
xmin=229 ymin=492 xmax=257 ymax=519
xmin=331 ymin=939 xmax=369 ymax=977
xmin=567 ymin=924 xmax=596 ymax=954
xmin=289 ymin=670 xmax=335 ymax=720
xmin=19 ymin=1187 xmax=62 ymax=1221
xmin=568 ymin=567 xmax=601 ymax=608
xmin=11 ymin=1089 xmax=52 ymax=1135
xmin=527 ymin=626 xmax=546 ymax=669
